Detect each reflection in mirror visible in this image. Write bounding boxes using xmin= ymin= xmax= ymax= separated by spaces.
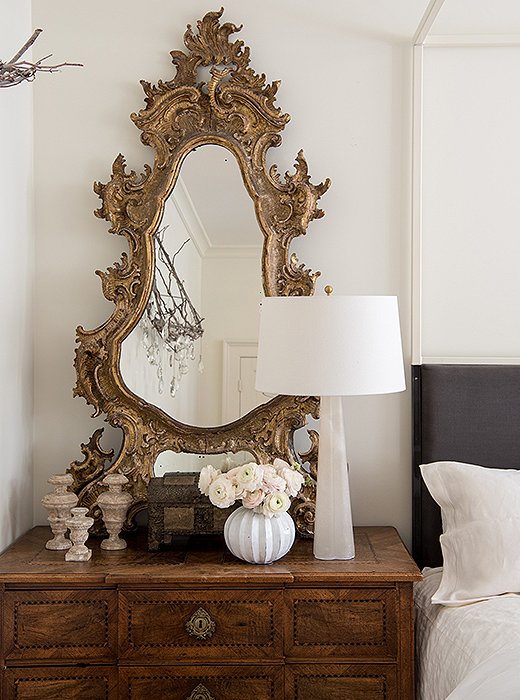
xmin=141 ymin=230 xmax=204 ymax=400
xmin=120 ymin=145 xmax=269 ymax=430
xmin=153 ymin=449 xmax=256 ymax=477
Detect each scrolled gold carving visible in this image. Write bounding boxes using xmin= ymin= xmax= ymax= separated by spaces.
xmin=72 ymin=9 xmax=328 ymax=536
xmin=68 ymin=429 xmax=114 ymax=493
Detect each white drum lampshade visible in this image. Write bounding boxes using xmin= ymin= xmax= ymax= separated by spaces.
xmin=255 ymin=295 xmax=405 ymax=560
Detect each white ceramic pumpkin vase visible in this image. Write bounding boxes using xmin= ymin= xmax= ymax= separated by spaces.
xmin=223 ymin=506 xmax=295 ymax=564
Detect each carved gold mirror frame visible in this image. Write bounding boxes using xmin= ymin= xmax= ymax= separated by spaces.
xmin=69 ymin=8 xmax=330 ymax=536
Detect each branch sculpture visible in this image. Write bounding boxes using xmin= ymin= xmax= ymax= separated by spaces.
xmin=0 ymin=29 xmax=81 ymax=88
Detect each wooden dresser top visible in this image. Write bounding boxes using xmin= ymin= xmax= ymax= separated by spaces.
xmin=0 ymin=526 xmax=421 ymax=587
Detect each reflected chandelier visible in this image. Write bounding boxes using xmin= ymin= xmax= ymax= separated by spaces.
xmin=140 ymin=229 xmax=204 ymax=397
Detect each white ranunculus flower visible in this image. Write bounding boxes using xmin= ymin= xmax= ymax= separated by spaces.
xmin=261 ymin=490 xmax=291 ymax=518
xmin=198 ymin=465 xmax=221 ymax=496
xmin=233 ymin=463 xmax=263 ymax=494
xmin=208 ymin=476 xmax=236 ymax=508
xmin=241 ymin=489 xmax=265 ymax=509
xmin=224 ymin=466 xmax=241 ymax=480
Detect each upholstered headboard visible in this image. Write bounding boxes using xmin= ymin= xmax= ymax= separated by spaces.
xmin=412 ymin=364 xmax=520 ymax=568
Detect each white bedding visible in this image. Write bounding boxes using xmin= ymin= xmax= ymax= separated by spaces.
xmin=414 ymin=567 xmax=520 ymax=700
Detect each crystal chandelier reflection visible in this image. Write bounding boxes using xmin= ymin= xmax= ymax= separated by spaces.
xmin=140 ymin=229 xmax=204 ymax=397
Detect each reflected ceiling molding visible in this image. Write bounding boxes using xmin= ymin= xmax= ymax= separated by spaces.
xmin=204 ymin=245 xmax=262 ymax=259
xmin=171 ymin=176 xmax=261 ymax=259
xmin=171 ymin=177 xmax=210 ymax=258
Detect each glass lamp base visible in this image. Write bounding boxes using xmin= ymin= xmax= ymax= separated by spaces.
xmin=313 ymin=395 xmax=355 ymax=560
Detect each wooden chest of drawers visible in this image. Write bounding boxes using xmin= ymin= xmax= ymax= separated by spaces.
xmin=0 ymin=526 xmax=421 ymax=699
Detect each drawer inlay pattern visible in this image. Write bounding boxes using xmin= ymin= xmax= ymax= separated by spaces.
xmin=13 ymin=676 xmax=109 ymax=700
xmin=293 ymin=598 xmax=387 ymax=647
xmin=13 ymin=599 xmax=110 ymax=649
xmin=126 ymin=599 xmax=275 ymax=648
xmin=127 ymin=674 xmax=276 ymax=700
xmin=294 ymin=673 xmax=387 ymax=699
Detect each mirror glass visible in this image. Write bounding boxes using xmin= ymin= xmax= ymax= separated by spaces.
xmin=153 ymin=448 xmax=256 ymax=477
xmin=120 ymin=145 xmax=272 ymax=437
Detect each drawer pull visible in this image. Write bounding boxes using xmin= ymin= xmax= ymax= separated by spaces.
xmin=187 ymin=685 xmax=215 ymax=700
xmin=186 ymin=607 xmax=216 ymax=640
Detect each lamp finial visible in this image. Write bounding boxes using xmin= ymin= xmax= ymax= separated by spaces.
xmin=324 ymin=285 xmax=333 ymax=296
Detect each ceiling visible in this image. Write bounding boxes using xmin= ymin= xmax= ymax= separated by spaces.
xmin=273 ymin=0 xmax=432 ymax=41
xmin=429 ymin=0 xmax=520 ymax=36
xmin=173 ymin=1 xmax=520 ymax=252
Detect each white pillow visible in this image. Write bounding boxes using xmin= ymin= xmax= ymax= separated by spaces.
xmin=420 ymin=461 xmax=520 ymax=605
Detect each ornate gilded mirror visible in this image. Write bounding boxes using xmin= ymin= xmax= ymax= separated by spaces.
xmin=69 ymin=8 xmax=330 ymax=536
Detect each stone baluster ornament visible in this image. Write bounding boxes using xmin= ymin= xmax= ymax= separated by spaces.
xmin=97 ymin=473 xmax=132 ymax=550
xmin=41 ymin=473 xmax=78 ymax=550
xmin=65 ymin=507 xmax=94 ymax=561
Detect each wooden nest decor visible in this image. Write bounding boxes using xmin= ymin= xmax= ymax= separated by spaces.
xmin=0 ymin=29 xmax=81 ymax=88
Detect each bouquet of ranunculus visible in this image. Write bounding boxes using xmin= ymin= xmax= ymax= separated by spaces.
xmin=198 ymin=458 xmax=306 ymax=518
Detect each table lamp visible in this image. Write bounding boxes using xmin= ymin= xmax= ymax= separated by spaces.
xmin=255 ymin=291 xmax=405 ymax=560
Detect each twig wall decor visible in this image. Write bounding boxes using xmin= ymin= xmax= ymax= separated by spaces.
xmin=0 ymin=28 xmax=82 ymax=88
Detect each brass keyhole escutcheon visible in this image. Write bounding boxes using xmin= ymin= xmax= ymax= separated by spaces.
xmin=187 ymin=684 xmax=215 ymax=700
xmin=185 ymin=607 xmax=216 ymax=640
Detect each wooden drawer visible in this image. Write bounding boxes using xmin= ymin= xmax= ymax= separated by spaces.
xmin=119 ymin=589 xmax=284 ymax=662
xmin=285 ymin=663 xmax=398 ymax=700
xmin=119 ymin=665 xmax=284 ymax=700
xmin=285 ymin=588 xmax=397 ymax=660
xmin=2 ymin=590 xmax=118 ymax=663
xmin=2 ymin=665 xmax=118 ymax=700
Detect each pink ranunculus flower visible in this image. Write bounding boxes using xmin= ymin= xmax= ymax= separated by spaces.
xmin=273 ymin=457 xmax=292 ymax=472
xmin=273 ymin=458 xmax=305 ymax=497
xmin=241 ymin=489 xmax=265 ymax=509
xmin=208 ymin=475 xmax=236 ymax=508
xmin=261 ymin=465 xmax=286 ymax=493
xmin=198 ymin=465 xmax=221 ymax=496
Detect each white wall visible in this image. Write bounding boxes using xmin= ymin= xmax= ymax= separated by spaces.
xmin=0 ymin=2 xmax=35 ymax=550
xmin=31 ymin=1 xmax=412 ymax=542
xmin=198 ymin=255 xmax=263 ymax=427
xmin=418 ymin=45 xmax=520 ymax=362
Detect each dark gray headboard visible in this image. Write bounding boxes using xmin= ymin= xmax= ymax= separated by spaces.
xmin=412 ymin=364 xmax=520 ymax=568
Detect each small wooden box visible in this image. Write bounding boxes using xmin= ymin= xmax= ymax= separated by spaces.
xmin=147 ymin=472 xmax=236 ymax=550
